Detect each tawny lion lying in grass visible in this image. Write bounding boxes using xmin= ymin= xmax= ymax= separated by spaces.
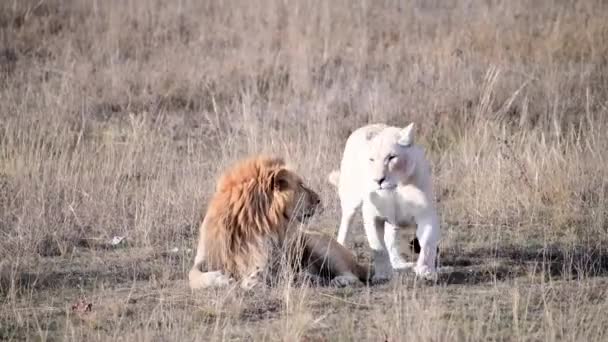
xmin=188 ymin=156 xmax=372 ymax=290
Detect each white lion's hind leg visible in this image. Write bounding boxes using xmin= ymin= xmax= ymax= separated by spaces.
xmin=362 ymin=204 xmax=392 ymax=283
xmin=384 ymin=222 xmax=414 ymax=271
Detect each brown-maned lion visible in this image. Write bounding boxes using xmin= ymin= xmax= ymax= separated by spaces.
xmin=188 ymin=156 xmax=372 ymax=290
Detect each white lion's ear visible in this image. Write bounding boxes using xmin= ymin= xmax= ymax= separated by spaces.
xmin=397 ymin=123 xmax=415 ymax=147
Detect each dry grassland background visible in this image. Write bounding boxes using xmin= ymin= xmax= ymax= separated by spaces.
xmin=1 ymin=0 xmax=608 ymax=340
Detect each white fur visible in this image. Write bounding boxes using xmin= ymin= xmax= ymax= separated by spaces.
xmin=328 ymin=123 xmax=440 ymax=282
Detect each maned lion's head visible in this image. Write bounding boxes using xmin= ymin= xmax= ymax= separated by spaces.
xmin=205 ymin=156 xmax=321 ymax=277
xmin=366 ymin=123 xmax=417 ymax=191
xmin=272 ymin=167 xmax=321 ymax=223
xmin=214 ymin=156 xmax=321 ymax=225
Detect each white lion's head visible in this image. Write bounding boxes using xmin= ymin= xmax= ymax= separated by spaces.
xmin=366 ymin=123 xmax=417 ymax=191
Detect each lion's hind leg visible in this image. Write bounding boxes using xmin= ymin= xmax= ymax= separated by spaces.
xmin=302 ymin=231 xmax=371 ymax=287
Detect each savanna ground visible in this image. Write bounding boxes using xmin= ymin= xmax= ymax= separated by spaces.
xmin=2 ymin=0 xmax=608 ymax=340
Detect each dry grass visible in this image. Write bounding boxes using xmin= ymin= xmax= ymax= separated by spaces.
xmin=2 ymin=0 xmax=608 ymax=340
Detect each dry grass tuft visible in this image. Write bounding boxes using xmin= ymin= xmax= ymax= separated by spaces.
xmin=2 ymin=0 xmax=608 ymax=340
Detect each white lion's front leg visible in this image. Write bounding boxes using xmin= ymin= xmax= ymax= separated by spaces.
xmin=362 ymin=203 xmax=392 ymax=283
xmin=414 ymin=209 xmax=440 ymax=280
xmin=337 ymin=206 xmax=357 ymax=245
xmin=384 ymin=222 xmax=415 ymax=271
xmin=336 ymin=194 xmax=362 ymax=246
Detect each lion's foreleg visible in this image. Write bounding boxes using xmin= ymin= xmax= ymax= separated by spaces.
xmin=301 ymin=231 xmax=368 ymax=287
xmin=189 ymin=269 xmax=235 ymax=289
xmin=189 ymin=215 xmax=236 ymax=289
xmin=414 ymin=208 xmax=440 ymax=280
xmin=384 ymin=221 xmax=415 ymax=271
xmin=239 ymin=239 xmax=277 ymax=290
xmin=362 ymin=202 xmax=392 ymax=283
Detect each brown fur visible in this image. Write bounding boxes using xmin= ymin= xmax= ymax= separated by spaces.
xmin=188 ymin=155 xmax=372 ymax=289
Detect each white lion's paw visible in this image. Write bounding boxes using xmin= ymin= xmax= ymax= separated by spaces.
xmin=391 ymin=259 xmax=415 ymax=272
xmin=414 ymin=265 xmax=437 ymax=282
xmin=330 ymin=274 xmax=362 ymax=288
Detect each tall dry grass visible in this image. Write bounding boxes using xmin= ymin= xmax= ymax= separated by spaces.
xmin=2 ymin=0 xmax=608 ymax=340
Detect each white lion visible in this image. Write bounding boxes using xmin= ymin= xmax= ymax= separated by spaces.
xmin=328 ymin=123 xmax=440 ymax=282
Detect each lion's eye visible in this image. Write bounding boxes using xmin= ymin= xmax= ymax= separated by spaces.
xmin=388 ymin=155 xmax=396 ymax=161
xmin=369 ymin=158 xmax=375 ymax=162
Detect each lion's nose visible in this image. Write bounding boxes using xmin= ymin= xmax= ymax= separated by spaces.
xmin=374 ymin=177 xmax=385 ymax=186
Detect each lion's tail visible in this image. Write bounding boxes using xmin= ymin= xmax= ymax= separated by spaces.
xmin=327 ymin=170 xmax=340 ymax=188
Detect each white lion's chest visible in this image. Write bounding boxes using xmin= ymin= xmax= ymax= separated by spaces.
xmin=365 ymin=189 xmax=420 ymax=227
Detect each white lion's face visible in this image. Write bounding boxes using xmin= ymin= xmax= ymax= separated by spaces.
xmin=366 ymin=124 xmax=416 ymax=191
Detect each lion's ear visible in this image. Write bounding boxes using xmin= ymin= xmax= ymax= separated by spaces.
xmin=272 ymin=168 xmax=291 ymax=191
xmin=397 ymin=122 xmax=415 ymax=146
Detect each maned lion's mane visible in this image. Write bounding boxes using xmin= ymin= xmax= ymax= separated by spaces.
xmin=204 ymin=156 xmax=295 ymax=278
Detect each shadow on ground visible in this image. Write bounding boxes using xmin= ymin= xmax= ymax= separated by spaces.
xmin=436 ymin=244 xmax=608 ymax=285
xmin=3 ymin=243 xmax=608 ymax=294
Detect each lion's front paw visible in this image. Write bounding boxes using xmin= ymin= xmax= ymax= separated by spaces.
xmin=371 ymin=273 xmax=391 ymax=285
xmin=371 ymin=265 xmax=392 ymax=284
xmin=372 ymin=251 xmax=392 ymax=285
xmin=189 ymin=270 xmax=236 ymax=290
xmin=391 ymin=259 xmax=415 ymax=272
xmin=217 ymin=275 xmax=236 ymax=287
xmin=330 ymin=274 xmax=362 ymax=288
xmin=240 ymin=269 xmax=264 ymax=290
xmin=414 ymin=265 xmax=437 ymax=282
